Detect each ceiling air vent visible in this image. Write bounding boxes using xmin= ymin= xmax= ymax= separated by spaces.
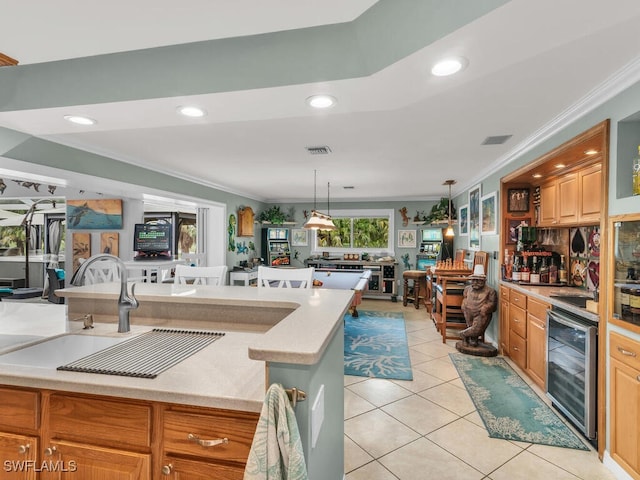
xmin=305 ymin=146 xmax=332 ymax=155
xmin=481 ymin=135 xmax=512 ymax=145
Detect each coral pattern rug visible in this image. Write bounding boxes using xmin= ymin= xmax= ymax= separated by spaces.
xmin=344 ymin=311 xmax=413 ymax=380
xmin=450 ymin=354 xmax=588 ymax=450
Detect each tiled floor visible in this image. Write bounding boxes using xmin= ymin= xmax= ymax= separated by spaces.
xmin=344 ymin=299 xmax=616 ymax=480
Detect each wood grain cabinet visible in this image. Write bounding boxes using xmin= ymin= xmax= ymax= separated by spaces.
xmin=0 ymin=387 xmax=259 ymax=479
xmin=508 ymin=290 xmax=528 ymax=370
xmin=610 ymin=332 xmax=640 ymax=479
xmin=537 ymin=163 xmax=601 ymax=227
xmin=237 ymin=207 xmax=255 ymax=237
xmin=161 ymin=406 xmax=258 ymax=478
xmin=526 ymin=297 xmax=550 ymax=389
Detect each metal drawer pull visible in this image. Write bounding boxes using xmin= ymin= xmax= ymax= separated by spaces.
xmin=617 ymin=346 xmax=637 ymax=357
xmin=17 ymin=444 xmax=30 ymax=454
xmin=188 ymin=433 xmax=228 ymax=447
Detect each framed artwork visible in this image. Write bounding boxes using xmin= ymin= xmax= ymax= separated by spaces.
xmin=291 ymin=228 xmax=308 ymax=247
xmin=481 ymin=192 xmax=497 ymax=235
xmin=67 ymin=199 xmax=123 ymax=229
xmin=398 ymin=229 xmax=417 ymax=248
xmin=72 ymin=232 xmax=91 ymax=274
xmin=507 ymin=188 xmax=530 ymax=213
xmin=458 ymin=204 xmax=468 ymax=236
xmin=100 ymin=232 xmax=119 ymax=256
xmin=468 ymin=184 xmax=481 ymax=250
xmin=507 ymin=218 xmax=530 ymax=244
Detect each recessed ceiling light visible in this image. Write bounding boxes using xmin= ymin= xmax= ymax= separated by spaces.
xmin=306 ymin=95 xmax=337 ymax=109
xmin=532 ymin=173 xmax=542 ymax=179
xmin=431 ymin=57 xmax=468 ymax=77
xmin=585 ymin=149 xmax=599 ymax=155
xmin=555 ymin=163 xmax=566 ymax=169
xmin=63 ymin=115 xmax=96 ymax=125
xmin=177 ymin=106 xmax=206 ymax=117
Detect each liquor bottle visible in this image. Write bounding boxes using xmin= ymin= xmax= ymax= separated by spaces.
xmin=521 ymin=257 xmax=530 ymax=283
xmin=549 ymin=258 xmax=558 ymax=284
xmin=559 ymin=255 xmax=567 ymax=283
xmin=530 ymin=255 xmax=540 ymax=284
xmin=512 ymin=255 xmax=521 ymax=282
xmin=634 ymin=145 xmax=640 ymax=196
xmin=540 ymin=258 xmax=549 ymax=284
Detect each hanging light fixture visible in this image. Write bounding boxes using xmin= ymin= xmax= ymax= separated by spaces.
xmin=444 ymin=179 xmax=456 ymax=237
xmin=303 ymin=171 xmax=337 ymax=231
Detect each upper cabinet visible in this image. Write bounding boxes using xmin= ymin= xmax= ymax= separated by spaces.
xmin=537 ymin=163 xmax=602 ymax=227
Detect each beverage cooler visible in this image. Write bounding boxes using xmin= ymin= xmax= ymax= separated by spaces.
xmin=261 ymin=228 xmax=291 ymax=266
xmin=416 ymin=227 xmax=453 ymax=270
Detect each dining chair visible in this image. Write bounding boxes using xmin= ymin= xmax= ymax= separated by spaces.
xmin=82 ymin=260 xmax=120 ymax=284
xmin=174 ymin=265 xmax=228 ymax=286
xmin=257 ymin=266 xmax=314 ymax=289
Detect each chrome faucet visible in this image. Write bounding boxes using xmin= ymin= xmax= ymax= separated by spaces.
xmin=70 ymin=254 xmax=138 ymax=333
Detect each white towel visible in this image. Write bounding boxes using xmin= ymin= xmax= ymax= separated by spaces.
xmin=244 ymin=383 xmax=308 ymax=480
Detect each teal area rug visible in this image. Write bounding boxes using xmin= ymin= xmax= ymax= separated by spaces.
xmin=449 ymin=354 xmax=588 ymax=450
xmin=344 ymin=311 xmax=413 ymax=380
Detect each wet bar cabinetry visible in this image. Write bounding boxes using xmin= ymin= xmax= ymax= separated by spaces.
xmin=500 ymin=285 xmax=549 ymax=389
xmin=538 ymin=163 xmax=602 ymax=227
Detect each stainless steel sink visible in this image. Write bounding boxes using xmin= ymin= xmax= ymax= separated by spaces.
xmin=549 ymin=294 xmax=590 ymax=308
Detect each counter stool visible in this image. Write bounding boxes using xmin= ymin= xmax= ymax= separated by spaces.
xmin=403 ymin=270 xmax=427 ymax=309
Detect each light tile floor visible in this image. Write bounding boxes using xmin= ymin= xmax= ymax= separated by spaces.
xmin=344 ymin=299 xmax=616 ymax=480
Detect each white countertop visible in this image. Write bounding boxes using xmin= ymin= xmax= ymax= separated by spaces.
xmin=0 ymin=284 xmax=353 ymax=412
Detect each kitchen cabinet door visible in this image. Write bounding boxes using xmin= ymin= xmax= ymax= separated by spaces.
xmin=0 ymin=432 xmax=38 ymax=480
xmin=160 ymin=456 xmax=244 ymax=479
xmin=538 ymin=181 xmax=558 ymax=226
xmin=579 ymin=164 xmax=601 ymax=223
xmin=558 ymin=173 xmax=578 ymax=224
xmin=526 ymin=314 xmax=546 ymax=389
xmin=610 ymin=357 xmax=640 ymax=478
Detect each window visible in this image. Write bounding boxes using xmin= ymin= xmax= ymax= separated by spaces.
xmin=312 ymin=209 xmax=394 ymax=254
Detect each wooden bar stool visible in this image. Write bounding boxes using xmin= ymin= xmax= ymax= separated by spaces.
xmin=402 ymin=270 xmax=427 ymax=309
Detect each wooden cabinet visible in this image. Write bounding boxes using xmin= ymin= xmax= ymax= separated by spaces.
xmin=499 ymin=287 xmax=549 ymax=388
xmin=0 ymin=387 xmax=258 ymax=479
xmin=538 ymin=181 xmax=558 ymax=226
xmin=237 ymin=207 xmax=255 ymax=237
xmin=0 ymin=432 xmax=38 ymax=480
xmin=537 ymin=163 xmax=601 ymax=226
xmin=508 ymin=290 xmax=527 ymax=370
xmin=610 ymin=332 xmax=640 ymax=479
xmin=499 ymin=286 xmax=510 ymax=355
xmin=578 ymin=163 xmax=602 ymax=223
xmin=558 ymin=172 xmax=578 ymax=224
xmin=526 ymin=297 xmax=549 ymax=389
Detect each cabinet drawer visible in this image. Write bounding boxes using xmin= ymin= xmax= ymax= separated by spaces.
xmin=611 ymin=331 xmax=640 ymax=371
xmin=510 ymin=290 xmax=527 ymax=309
xmin=163 ymin=408 xmax=258 ymax=464
xmin=509 ymin=304 xmax=527 ymax=338
xmin=48 ymin=394 xmax=152 ymax=449
xmin=163 ymin=455 xmax=245 ymax=479
xmin=0 ymin=387 xmax=39 ymax=430
xmin=527 ymin=297 xmax=550 ymax=320
xmin=509 ymin=331 xmax=527 ymax=369
xmin=500 ymin=285 xmax=510 ymax=300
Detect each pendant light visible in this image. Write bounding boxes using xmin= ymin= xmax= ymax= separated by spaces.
xmin=444 ymin=179 xmax=456 ymax=237
xmin=303 ymin=171 xmax=337 ymax=231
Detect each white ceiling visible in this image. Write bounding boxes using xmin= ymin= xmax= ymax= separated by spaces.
xmin=1 ymin=0 xmax=640 ymax=203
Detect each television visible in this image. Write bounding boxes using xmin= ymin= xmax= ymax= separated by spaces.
xmin=421 ymin=228 xmax=443 ymax=242
xmin=133 ymin=223 xmax=172 ymax=259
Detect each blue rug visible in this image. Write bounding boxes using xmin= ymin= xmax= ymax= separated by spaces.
xmin=450 ymin=354 xmax=588 ymax=450
xmin=344 ymin=311 xmax=413 ymax=380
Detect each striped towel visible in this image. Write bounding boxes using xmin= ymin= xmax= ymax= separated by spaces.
xmin=244 ymin=383 xmax=308 ymax=480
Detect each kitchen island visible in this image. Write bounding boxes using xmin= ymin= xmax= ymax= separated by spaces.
xmin=0 ymin=283 xmax=352 ymax=479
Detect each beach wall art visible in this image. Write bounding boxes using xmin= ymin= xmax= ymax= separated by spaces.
xmin=67 ymin=199 xmax=123 ymax=229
